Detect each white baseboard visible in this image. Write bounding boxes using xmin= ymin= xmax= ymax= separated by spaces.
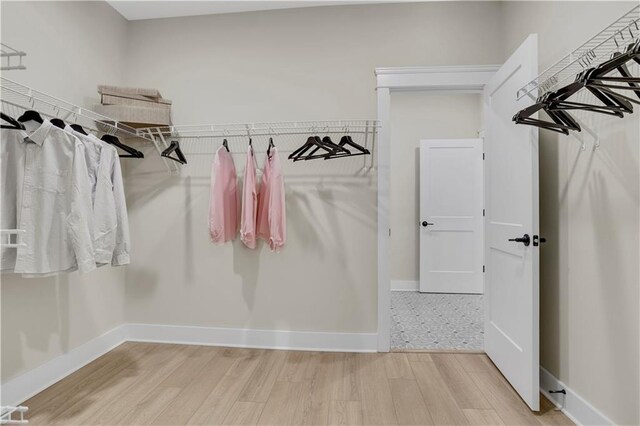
xmin=0 ymin=325 xmax=128 ymax=408
xmin=391 ymin=280 xmax=419 ymax=291
xmin=540 ymin=367 xmax=614 ymax=426
xmin=1 ymin=323 xmax=377 ymax=407
xmin=125 ymin=323 xmax=377 ymax=353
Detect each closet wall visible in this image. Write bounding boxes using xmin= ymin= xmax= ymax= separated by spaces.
xmin=0 ymin=1 xmax=129 ymax=382
xmin=390 ymin=92 xmax=482 ymax=285
xmin=121 ymin=3 xmax=504 ymax=334
xmin=503 ymin=2 xmax=640 ymax=425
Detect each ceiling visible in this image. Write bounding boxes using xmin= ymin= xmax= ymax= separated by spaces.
xmin=107 ymin=1 xmax=397 ymax=21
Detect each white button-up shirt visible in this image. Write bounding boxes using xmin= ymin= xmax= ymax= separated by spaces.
xmin=65 ymin=126 xmax=118 ymax=265
xmin=1 ymin=120 xmax=96 ymax=275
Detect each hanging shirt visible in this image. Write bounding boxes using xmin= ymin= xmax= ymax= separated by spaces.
xmin=240 ymin=146 xmax=258 ymax=249
xmin=256 ymin=147 xmax=286 ymax=252
xmin=106 ymin=137 xmax=130 ymax=266
xmin=0 ymin=120 xmax=96 ymax=275
xmin=209 ymin=146 xmax=238 ymax=244
xmin=64 ymin=126 xmax=118 ymax=266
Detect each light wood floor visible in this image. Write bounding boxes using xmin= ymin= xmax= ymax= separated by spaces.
xmin=22 ymin=342 xmax=573 ymax=425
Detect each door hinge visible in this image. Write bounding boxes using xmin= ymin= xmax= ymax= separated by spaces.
xmin=483 ymin=209 xmax=485 ymax=217
xmin=483 ymin=265 xmax=485 ymax=273
xmin=389 ymin=228 xmax=391 ymax=237
xmin=482 ymin=153 xmax=485 ymax=160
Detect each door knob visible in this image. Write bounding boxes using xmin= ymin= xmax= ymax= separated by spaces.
xmin=421 ymin=221 xmax=434 ymax=227
xmin=533 ymin=235 xmax=546 ymax=246
xmin=508 ymin=234 xmax=531 ymax=246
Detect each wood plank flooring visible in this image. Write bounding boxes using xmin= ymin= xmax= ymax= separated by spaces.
xmin=22 ymin=343 xmax=573 ymax=425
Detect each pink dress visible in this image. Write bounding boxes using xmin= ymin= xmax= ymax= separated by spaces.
xmin=209 ymin=146 xmax=238 ymax=244
xmin=240 ymin=146 xmax=258 ymax=249
xmin=256 ymin=147 xmax=286 ymax=251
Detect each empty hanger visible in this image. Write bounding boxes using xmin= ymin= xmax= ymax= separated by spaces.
xmin=101 ymin=134 xmax=144 ymax=158
xmin=161 ymin=140 xmax=187 ymax=164
xmin=324 ymin=135 xmax=371 ymax=160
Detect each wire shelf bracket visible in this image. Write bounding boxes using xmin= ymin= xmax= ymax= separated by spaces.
xmin=1 ymin=43 xmax=26 ymax=71
xmin=0 ymin=406 xmax=28 ymax=424
xmin=0 ymin=229 xmax=26 ymax=248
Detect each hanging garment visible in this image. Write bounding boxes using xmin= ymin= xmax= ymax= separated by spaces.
xmin=0 ymin=120 xmax=96 ymax=275
xmin=209 ymin=146 xmax=238 ymax=244
xmin=65 ymin=126 xmax=118 ymax=266
xmin=240 ymin=145 xmax=258 ymax=249
xmin=106 ymin=138 xmax=131 ymax=266
xmin=256 ymin=147 xmax=286 ymax=252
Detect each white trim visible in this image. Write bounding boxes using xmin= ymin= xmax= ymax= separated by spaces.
xmin=0 ymin=325 xmax=128 ymax=407
xmin=375 ymin=65 xmax=498 ymax=352
xmin=540 ymin=367 xmax=614 ymax=426
xmin=391 ymin=280 xmax=419 ymax=291
xmin=375 ymin=65 xmax=500 ymax=91
xmin=0 ymin=324 xmax=377 ymax=407
xmin=125 ymin=323 xmax=377 ymax=353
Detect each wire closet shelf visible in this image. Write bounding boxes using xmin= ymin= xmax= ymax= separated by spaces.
xmin=0 ymin=406 xmax=28 ymax=425
xmin=1 ymin=43 xmax=26 ymax=71
xmin=0 ymin=77 xmax=177 ymax=169
xmin=517 ymin=5 xmax=640 ymax=101
xmin=137 ymin=120 xmax=379 ymax=174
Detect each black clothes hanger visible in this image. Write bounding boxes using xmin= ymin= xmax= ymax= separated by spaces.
xmin=303 ymin=136 xmax=350 ymax=160
xmin=512 ymin=94 xmax=580 ymax=135
xmin=545 ymin=71 xmax=631 ymax=117
xmin=17 ymin=110 xmax=43 ymax=124
xmin=161 ymin=140 xmax=187 ymax=164
xmin=1 ymin=112 xmax=26 ymax=130
xmin=289 ymin=136 xmax=332 ymax=161
xmin=101 ymin=134 xmax=144 ymax=158
xmin=324 ymin=135 xmax=371 ymax=160
xmin=222 ymin=139 xmax=230 ymax=152
xmin=50 ymin=118 xmax=66 ymax=129
xmin=267 ymin=137 xmax=275 ymax=157
xmin=70 ymin=124 xmax=88 ymax=135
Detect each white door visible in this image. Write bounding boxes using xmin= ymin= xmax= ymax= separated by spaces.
xmin=483 ymin=34 xmax=540 ymax=411
xmin=419 ymin=139 xmax=484 ymax=294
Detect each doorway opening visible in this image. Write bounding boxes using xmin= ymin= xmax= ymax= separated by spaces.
xmin=388 ymin=92 xmax=485 ymax=351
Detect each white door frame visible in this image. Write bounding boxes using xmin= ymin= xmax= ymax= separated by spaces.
xmin=375 ymin=65 xmax=500 ymax=352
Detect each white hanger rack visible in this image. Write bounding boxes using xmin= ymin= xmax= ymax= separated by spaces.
xmin=517 ymin=5 xmax=640 ymax=101
xmin=0 ymin=77 xmax=175 ymax=171
xmin=137 ymin=120 xmax=378 ymax=174
xmin=516 ymin=5 xmax=639 ymax=150
xmin=1 ymin=44 xmax=26 ymax=71
xmin=0 ymin=406 xmax=28 ymax=424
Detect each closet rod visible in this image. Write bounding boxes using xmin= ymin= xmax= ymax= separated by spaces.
xmin=137 ymin=120 xmax=379 ymax=139
xmin=517 ymin=5 xmax=640 ymax=100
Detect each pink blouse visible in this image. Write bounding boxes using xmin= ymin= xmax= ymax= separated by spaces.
xmin=256 ymin=147 xmax=286 ymax=252
xmin=240 ymin=146 xmax=258 ymax=249
xmin=209 ymin=147 xmax=238 ymax=244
